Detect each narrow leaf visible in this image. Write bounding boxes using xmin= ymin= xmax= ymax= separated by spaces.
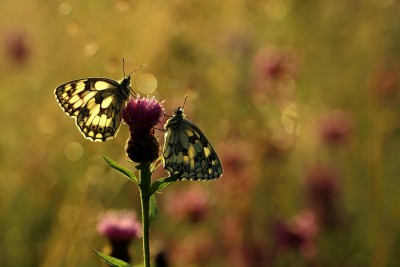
xmin=149 ymin=172 xmax=183 ymax=195
xmin=102 ymin=156 xmax=138 ymax=185
xmin=92 ymin=250 xmax=132 ymax=267
xmin=150 ymin=156 xmax=163 ymax=173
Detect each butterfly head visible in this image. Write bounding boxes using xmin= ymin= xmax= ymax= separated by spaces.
xmin=172 ymin=96 xmax=188 ymax=119
xmin=173 ymin=107 xmax=184 ymax=117
xmin=121 ymin=75 xmax=131 ymax=86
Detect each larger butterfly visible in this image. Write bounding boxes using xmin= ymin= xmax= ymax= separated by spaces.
xmin=55 ymin=73 xmax=135 ymax=142
xmin=163 ymin=107 xmax=223 ymax=180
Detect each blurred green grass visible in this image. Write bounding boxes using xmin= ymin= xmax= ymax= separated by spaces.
xmin=1 ymin=0 xmax=400 ymax=266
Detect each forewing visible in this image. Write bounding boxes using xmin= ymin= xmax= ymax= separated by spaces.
xmin=163 ymin=119 xmax=223 ymax=180
xmin=54 ymin=78 xmax=121 ymax=117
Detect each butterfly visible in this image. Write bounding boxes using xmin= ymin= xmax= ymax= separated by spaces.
xmin=163 ymin=107 xmax=223 ymax=180
xmin=54 ymin=64 xmax=144 ymax=142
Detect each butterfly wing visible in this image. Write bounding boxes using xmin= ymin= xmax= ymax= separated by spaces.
xmin=163 ymin=117 xmax=223 ymax=180
xmin=55 ymin=77 xmax=131 ymax=142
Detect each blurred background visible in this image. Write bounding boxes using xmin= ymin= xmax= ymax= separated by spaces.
xmin=1 ymin=0 xmax=400 ymax=266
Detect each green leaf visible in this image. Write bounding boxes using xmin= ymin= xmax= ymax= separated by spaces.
xmin=149 ymin=195 xmax=158 ymax=222
xmin=150 ymin=156 xmax=163 ymax=173
xmin=149 ymin=172 xmax=183 ymax=195
xmin=102 ymin=156 xmax=138 ymax=186
xmin=92 ymin=250 xmax=132 ymax=267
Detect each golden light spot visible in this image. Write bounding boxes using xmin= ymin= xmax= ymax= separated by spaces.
xmin=84 ymin=41 xmax=99 ymax=57
xmin=136 ymin=73 xmax=157 ymax=94
xmin=264 ymin=0 xmax=289 ymax=22
xmin=64 ymin=142 xmax=84 ymax=161
xmin=66 ymin=21 xmax=80 ymax=35
xmin=281 ymin=103 xmax=304 ymax=136
xmin=59 ymin=2 xmax=72 ymax=15
xmin=115 ymin=0 xmax=130 ymax=12
xmin=37 ymin=115 xmax=55 ymax=134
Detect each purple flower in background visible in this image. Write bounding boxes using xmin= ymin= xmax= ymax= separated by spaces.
xmin=253 ymin=46 xmax=298 ymax=81
xmin=3 ymin=28 xmax=30 ymax=65
xmin=165 ymin=186 xmax=209 ymax=224
xmin=318 ymin=110 xmax=354 ymax=146
xmin=250 ymin=46 xmax=299 ymax=105
xmin=97 ymin=210 xmax=141 ymax=241
xmin=274 ymin=210 xmax=317 ymax=259
xmin=97 ymin=210 xmax=141 ymax=263
xmin=368 ymin=63 xmax=400 ymax=100
xmin=304 ymin=164 xmax=344 ymax=228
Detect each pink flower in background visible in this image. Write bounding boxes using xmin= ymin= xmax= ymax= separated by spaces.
xmin=368 ymin=63 xmax=400 ymax=100
xmin=318 ymin=110 xmax=354 ymax=146
xmin=165 ymin=186 xmax=209 ymax=224
xmin=250 ymin=46 xmax=299 ymax=105
xmin=97 ymin=210 xmax=141 ymax=241
xmin=274 ymin=210 xmax=318 ymax=259
xmin=3 ymin=28 xmax=31 ymax=65
xmin=253 ymin=47 xmax=298 ymax=81
xmin=304 ymin=164 xmax=344 ymax=228
xmin=97 ymin=210 xmax=141 ymax=263
xmin=167 ymin=231 xmax=215 ymax=266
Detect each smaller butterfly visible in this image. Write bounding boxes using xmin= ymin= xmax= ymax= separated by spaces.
xmin=163 ymin=105 xmax=223 ymax=180
xmin=54 ymin=63 xmax=145 ymax=142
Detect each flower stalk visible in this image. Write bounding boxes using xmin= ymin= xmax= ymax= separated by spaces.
xmin=138 ymin=163 xmax=152 ymax=267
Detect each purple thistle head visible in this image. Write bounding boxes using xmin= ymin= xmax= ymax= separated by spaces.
xmin=97 ymin=210 xmax=141 ymax=242
xmin=122 ymin=97 xmax=164 ymax=163
xmin=97 ymin=210 xmax=141 ymax=263
xmin=123 ymin=96 xmax=164 ymax=134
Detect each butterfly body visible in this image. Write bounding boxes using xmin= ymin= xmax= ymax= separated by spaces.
xmin=55 ymin=76 xmax=132 ymax=142
xmin=163 ymin=107 xmax=223 ymax=180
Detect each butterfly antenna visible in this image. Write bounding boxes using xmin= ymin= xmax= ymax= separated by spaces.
xmin=128 ymin=64 xmax=147 ymax=76
xmin=122 ymin=58 xmax=126 ymax=77
xmin=182 ymin=95 xmax=188 ymax=110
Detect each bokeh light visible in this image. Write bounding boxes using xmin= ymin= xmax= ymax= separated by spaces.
xmin=136 ymin=73 xmax=158 ymax=94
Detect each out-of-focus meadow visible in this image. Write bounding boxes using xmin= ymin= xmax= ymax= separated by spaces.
xmin=1 ymin=0 xmax=400 ymax=266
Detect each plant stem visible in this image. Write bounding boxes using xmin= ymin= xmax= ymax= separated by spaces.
xmin=139 ymin=163 xmax=151 ymax=267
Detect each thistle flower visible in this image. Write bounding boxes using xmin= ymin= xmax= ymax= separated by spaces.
xmin=122 ymin=96 xmax=164 ymax=135
xmin=274 ymin=210 xmax=317 ymax=259
xmin=97 ymin=210 xmax=141 ymax=263
xmin=304 ymin=164 xmax=344 ymax=228
xmin=318 ymin=110 xmax=354 ymax=147
xmin=253 ymin=46 xmax=298 ymax=81
xmin=165 ymin=186 xmax=209 ymax=223
xmin=122 ymin=97 xmax=164 ymax=163
xmin=3 ymin=28 xmax=30 ymax=65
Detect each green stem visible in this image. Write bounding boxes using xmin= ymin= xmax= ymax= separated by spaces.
xmin=139 ymin=163 xmax=151 ymax=267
